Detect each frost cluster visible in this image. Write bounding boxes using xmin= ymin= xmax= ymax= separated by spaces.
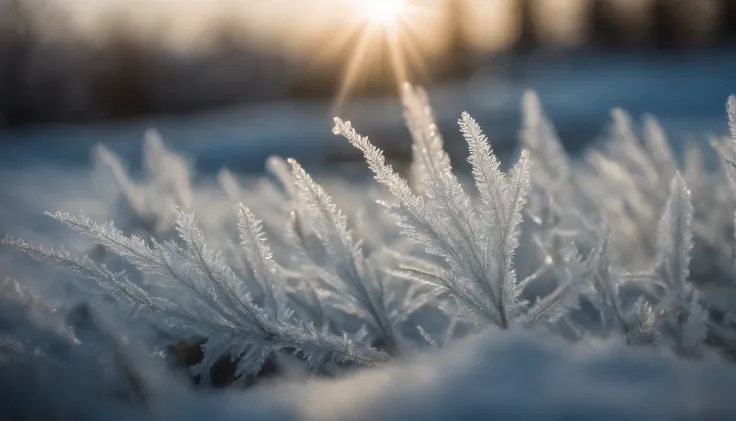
xmin=4 ymin=85 xmax=736 ymax=419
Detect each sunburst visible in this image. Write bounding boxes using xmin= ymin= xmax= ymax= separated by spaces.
xmin=326 ymin=0 xmax=444 ymax=111
xmin=355 ymin=0 xmax=408 ymax=25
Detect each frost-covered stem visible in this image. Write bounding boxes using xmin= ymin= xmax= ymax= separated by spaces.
xmin=498 ymin=301 xmax=509 ymax=329
xmin=349 ymin=262 xmax=399 ymax=355
xmin=604 ymin=285 xmax=631 ymax=338
xmin=289 ymin=157 xmax=400 ymax=354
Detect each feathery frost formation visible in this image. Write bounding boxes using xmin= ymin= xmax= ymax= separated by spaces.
xmin=93 ymin=129 xmax=193 ymax=237
xmin=333 ymin=102 xmax=583 ymax=330
xmin=5 ymin=207 xmax=388 ymax=384
xmin=5 ymin=84 xmax=736 ymax=418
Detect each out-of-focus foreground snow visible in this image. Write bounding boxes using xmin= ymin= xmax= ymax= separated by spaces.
xmin=5 ymin=328 xmax=736 ymax=420
xmin=174 ymin=332 xmax=736 ymax=421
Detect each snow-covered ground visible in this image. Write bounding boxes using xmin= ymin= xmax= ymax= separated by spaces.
xmin=2 ymin=51 xmax=736 ymax=420
xmin=172 ymin=332 xmax=736 ymax=421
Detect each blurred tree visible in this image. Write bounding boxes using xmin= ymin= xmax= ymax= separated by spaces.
xmin=440 ymin=0 xmax=473 ymax=81
xmin=516 ymin=0 xmax=539 ymax=53
xmin=0 ymin=0 xmax=38 ymax=127
xmin=720 ymin=0 xmax=736 ymax=45
xmin=89 ymin=14 xmax=157 ymax=120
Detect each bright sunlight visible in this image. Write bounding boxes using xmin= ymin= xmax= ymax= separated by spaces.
xmin=354 ymin=0 xmax=408 ymax=26
xmin=329 ymin=0 xmax=446 ymax=110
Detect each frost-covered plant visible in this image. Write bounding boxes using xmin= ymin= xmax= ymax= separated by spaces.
xmin=602 ymin=173 xmax=708 ymax=354
xmin=288 ymin=158 xmax=447 ymax=355
xmin=9 ymin=82 xmax=736 ymax=397
xmin=522 ymin=94 xmax=736 ymax=353
xmin=698 ymin=96 xmax=736 ymax=357
xmin=93 ymin=129 xmax=193 ymax=238
xmin=575 ymin=109 xmax=735 ymax=278
xmin=578 ymin=110 xmax=680 ymax=267
xmin=520 ymin=91 xmax=597 ymax=265
xmin=518 ymin=91 xmax=604 ymax=318
xmin=574 ymin=233 xmax=657 ymax=345
xmin=4 ymin=205 xmax=387 ymax=384
xmin=651 ymin=174 xmax=706 ymax=353
xmin=217 ymin=157 xmax=295 ymax=238
xmin=332 ymin=108 xmax=584 ymax=330
xmin=289 ymin=159 xmax=401 ymax=352
xmin=0 ymin=277 xmax=155 ymax=414
xmin=217 ymin=155 xmax=403 ymax=264
xmin=217 ymin=152 xmax=441 ymax=355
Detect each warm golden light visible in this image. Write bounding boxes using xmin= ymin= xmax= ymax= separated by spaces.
xmin=327 ymin=0 xmax=446 ymax=111
xmin=234 ymin=0 xmax=447 ymax=112
xmin=354 ymin=0 xmax=408 ymax=26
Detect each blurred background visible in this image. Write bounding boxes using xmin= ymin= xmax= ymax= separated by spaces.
xmin=0 ymin=0 xmax=734 ymax=170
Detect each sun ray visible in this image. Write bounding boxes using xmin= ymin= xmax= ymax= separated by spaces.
xmin=308 ymin=22 xmax=365 ymax=68
xmin=387 ymin=29 xmax=409 ymax=90
xmin=333 ymin=27 xmax=376 ymax=113
xmin=328 ymin=0 xmax=446 ymax=109
xmin=393 ymin=22 xmax=432 ymax=83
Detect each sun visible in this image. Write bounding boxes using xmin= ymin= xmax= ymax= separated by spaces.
xmin=354 ymin=0 xmax=408 ymax=26
xmin=326 ymin=0 xmax=443 ymax=111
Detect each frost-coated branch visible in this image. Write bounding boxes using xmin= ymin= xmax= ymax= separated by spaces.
xmin=334 ymin=91 xmax=580 ymax=330
xmin=289 ymin=158 xmax=400 ymax=355
xmin=4 ymin=207 xmax=388 ymax=382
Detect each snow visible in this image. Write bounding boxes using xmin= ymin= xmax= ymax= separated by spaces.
xmin=2 ymin=50 xmax=736 ymax=420
xmin=169 ymin=332 xmax=736 ymax=421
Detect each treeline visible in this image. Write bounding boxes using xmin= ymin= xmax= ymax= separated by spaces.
xmin=517 ymin=0 xmax=736 ymax=50
xmin=293 ymin=0 xmax=736 ymax=102
xmin=1 ymin=0 xmax=735 ymax=128
xmin=0 ymin=0 xmax=293 ymax=128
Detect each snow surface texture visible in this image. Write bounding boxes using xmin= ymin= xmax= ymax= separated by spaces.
xmin=3 ymin=84 xmax=736 ymax=420
xmin=176 ymin=332 xmax=736 ymax=421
